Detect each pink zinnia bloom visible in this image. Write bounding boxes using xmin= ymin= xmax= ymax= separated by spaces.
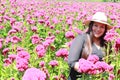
xmin=65 ymin=41 xmax=72 ymax=48
xmin=10 ymin=36 xmax=21 ymax=44
xmin=31 ymin=35 xmax=40 ymax=44
xmin=52 ymin=17 xmax=59 ymax=24
xmin=73 ymin=27 xmax=83 ymax=34
xmin=8 ymin=54 xmax=16 ymax=61
xmin=56 ymin=30 xmax=60 ymax=34
xmin=45 ymin=20 xmax=50 ymax=26
xmin=2 ymin=48 xmax=10 ymax=56
xmin=22 ymin=68 xmax=46 ymax=80
xmin=114 ymin=38 xmax=120 ymax=52
xmin=17 ymin=51 xmax=30 ymax=60
xmin=35 ymin=44 xmax=46 ymax=58
xmin=49 ymin=60 xmax=58 ymax=67
xmin=27 ymin=19 xmax=35 ymax=24
xmin=10 ymin=18 xmax=16 ymax=25
xmin=5 ymin=37 xmax=11 ymax=44
xmin=65 ymin=31 xmax=75 ymax=39
xmin=87 ymin=55 xmax=99 ymax=64
xmin=0 ymin=42 xmax=2 ymax=49
xmin=16 ymin=58 xmax=29 ymax=71
xmin=108 ymin=74 xmax=115 ymax=80
xmin=104 ymin=29 xmax=119 ymax=42
xmin=56 ymin=48 xmax=68 ymax=58
xmin=39 ymin=61 xmax=45 ymax=67
xmin=3 ymin=58 xmax=12 ymax=66
xmin=38 ymin=19 xmax=45 ymax=24
xmin=16 ymin=47 xmax=25 ymax=52
xmin=0 ymin=26 xmax=4 ymax=29
xmin=78 ymin=58 xmax=97 ymax=74
xmin=8 ymin=29 xmax=17 ymax=35
xmin=66 ymin=18 xmax=73 ymax=25
xmin=31 ymin=26 xmax=38 ymax=32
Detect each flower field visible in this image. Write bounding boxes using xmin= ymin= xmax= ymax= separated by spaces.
xmin=0 ymin=0 xmax=120 ymax=80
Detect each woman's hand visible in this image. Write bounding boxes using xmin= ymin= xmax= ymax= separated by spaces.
xmin=74 ymin=62 xmax=79 ymax=72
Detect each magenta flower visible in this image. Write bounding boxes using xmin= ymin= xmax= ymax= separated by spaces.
xmin=3 ymin=58 xmax=12 ymax=66
xmin=31 ymin=26 xmax=38 ymax=32
xmin=16 ymin=58 xmax=29 ymax=72
xmin=65 ymin=31 xmax=75 ymax=39
xmin=2 ymin=48 xmax=10 ymax=56
xmin=114 ymin=38 xmax=120 ymax=52
xmin=8 ymin=29 xmax=17 ymax=35
xmin=49 ymin=60 xmax=58 ymax=67
xmin=8 ymin=54 xmax=16 ymax=61
xmin=73 ymin=27 xmax=83 ymax=34
xmin=87 ymin=55 xmax=99 ymax=64
xmin=17 ymin=47 xmax=25 ymax=52
xmin=17 ymin=51 xmax=30 ymax=60
xmin=39 ymin=61 xmax=45 ymax=67
xmin=104 ymin=29 xmax=119 ymax=42
xmin=10 ymin=36 xmax=21 ymax=44
xmin=108 ymin=73 xmax=115 ymax=80
xmin=22 ymin=68 xmax=46 ymax=80
xmin=38 ymin=19 xmax=45 ymax=24
xmin=56 ymin=48 xmax=68 ymax=58
xmin=0 ymin=42 xmax=2 ymax=49
xmin=0 ymin=26 xmax=4 ymax=29
xmin=78 ymin=58 xmax=97 ymax=74
xmin=35 ymin=44 xmax=46 ymax=58
xmin=31 ymin=35 xmax=40 ymax=44
xmin=52 ymin=17 xmax=59 ymax=24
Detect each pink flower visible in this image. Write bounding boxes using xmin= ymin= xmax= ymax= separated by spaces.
xmin=22 ymin=68 xmax=46 ymax=80
xmin=31 ymin=35 xmax=40 ymax=44
xmin=108 ymin=74 xmax=115 ymax=80
xmin=38 ymin=19 xmax=45 ymax=24
xmin=49 ymin=60 xmax=58 ymax=67
xmin=56 ymin=48 xmax=68 ymax=58
xmin=17 ymin=51 xmax=30 ymax=60
xmin=104 ymin=29 xmax=119 ymax=42
xmin=3 ymin=58 xmax=12 ymax=66
xmin=0 ymin=42 xmax=2 ymax=49
xmin=73 ymin=27 xmax=83 ymax=34
xmin=78 ymin=58 xmax=97 ymax=74
xmin=65 ymin=41 xmax=72 ymax=48
xmin=2 ymin=48 xmax=10 ymax=56
xmin=95 ymin=61 xmax=113 ymax=72
xmin=10 ymin=36 xmax=21 ymax=44
xmin=17 ymin=47 xmax=25 ymax=52
xmin=8 ymin=54 xmax=16 ymax=61
xmin=87 ymin=55 xmax=99 ymax=64
xmin=35 ymin=44 xmax=46 ymax=58
xmin=0 ymin=26 xmax=4 ymax=29
xmin=8 ymin=29 xmax=17 ymax=35
xmin=39 ymin=61 xmax=45 ymax=67
xmin=31 ymin=26 xmax=38 ymax=32
xmin=65 ymin=31 xmax=75 ymax=39
xmin=16 ymin=58 xmax=29 ymax=72
xmin=52 ymin=17 xmax=59 ymax=24
xmin=114 ymin=38 xmax=120 ymax=52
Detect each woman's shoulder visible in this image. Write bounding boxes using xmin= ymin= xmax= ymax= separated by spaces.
xmin=77 ymin=33 xmax=87 ymax=39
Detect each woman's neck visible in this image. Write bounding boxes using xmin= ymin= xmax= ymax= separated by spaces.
xmin=93 ymin=37 xmax=100 ymax=46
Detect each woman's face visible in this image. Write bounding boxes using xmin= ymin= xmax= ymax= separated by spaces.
xmin=92 ymin=22 xmax=106 ymax=38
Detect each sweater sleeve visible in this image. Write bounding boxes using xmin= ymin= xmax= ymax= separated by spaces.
xmin=68 ymin=33 xmax=86 ymax=68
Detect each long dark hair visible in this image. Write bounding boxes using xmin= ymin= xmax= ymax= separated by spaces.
xmin=86 ymin=21 xmax=107 ymax=47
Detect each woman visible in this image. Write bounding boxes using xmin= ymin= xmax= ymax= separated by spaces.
xmin=68 ymin=12 xmax=112 ymax=80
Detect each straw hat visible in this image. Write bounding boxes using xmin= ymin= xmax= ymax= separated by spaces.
xmin=84 ymin=12 xmax=112 ymax=30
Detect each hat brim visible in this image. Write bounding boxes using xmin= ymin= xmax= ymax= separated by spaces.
xmin=84 ymin=20 xmax=112 ymax=30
